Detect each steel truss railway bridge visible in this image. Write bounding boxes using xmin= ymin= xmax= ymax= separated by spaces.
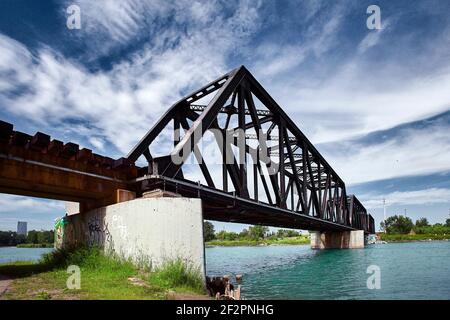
xmin=0 ymin=66 xmax=375 ymax=237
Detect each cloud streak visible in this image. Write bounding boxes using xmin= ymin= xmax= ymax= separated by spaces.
xmin=0 ymin=194 xmax=64 ymax=231
xmin=362 ymin=188 xmax=450 ymax=209
xmin=0 ymin=194 xmax=63 ymax=213
xmin=0 ymin=1 xmax=262 ymax=155
xmin=319 ymin=112 xmax=450 ymax=185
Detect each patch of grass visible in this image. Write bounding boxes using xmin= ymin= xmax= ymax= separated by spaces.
xmin=0 ymin=247 xmax=207 ymax=300
xmin=271 ymin=236 xmax=310 ymax=245
xmin=380 ymin=233 xmax=450 ymax=242
xmin=206 ymin=236 xmax=310 ymax=247
xmin=148 ymin=258 xmax=204 ymax=295
xmin=207 ymin=239 xmax=260 ymax=246
xmin=16 ymin=243 xmax=54 ymax=248
xmin=35 ymin=291 xmax=51 ymax=300
xmin=0 ymin=260 xmax=49 ymax=278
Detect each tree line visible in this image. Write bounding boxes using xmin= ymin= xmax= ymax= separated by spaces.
xmin=381 ymin=216 xmax=450 ymax=234
xmin=0 ymin=230 xmax=54 ymax=246
xmin=203 ymin=221 xmax=301 ymax=242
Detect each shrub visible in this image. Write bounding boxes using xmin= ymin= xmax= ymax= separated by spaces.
xmin=149 ymin=258 xmax=204 ymax=293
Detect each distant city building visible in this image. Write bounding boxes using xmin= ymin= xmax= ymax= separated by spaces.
xmin=17 ymin=221 xmax=27 ymax=236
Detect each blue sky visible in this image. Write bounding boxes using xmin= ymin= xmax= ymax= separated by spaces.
xmin=1 ymin=0 xmax=450 ymax=232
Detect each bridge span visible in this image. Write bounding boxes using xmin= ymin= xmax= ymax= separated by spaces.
xmin=127 ymin=65 xmax=374 ymax=234
xmin=0 ymin=66 xmax=375 ymax=273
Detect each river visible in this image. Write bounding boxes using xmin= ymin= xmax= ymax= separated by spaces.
xmin=206 ymin=241 xmax=450 ymax=300
xmin=0 ymin=247 xmax=53 ymax=263
xmin=0 ymin=247 xmax=53 ymax=264
xmin=1 ymin=242 xmax=449 ymax=299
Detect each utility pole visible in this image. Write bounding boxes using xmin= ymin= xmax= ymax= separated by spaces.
xmin=383 ymin=198 xmax=387 ymax=233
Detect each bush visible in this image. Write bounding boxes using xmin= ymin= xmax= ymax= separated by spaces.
xmin=203 ymin=221 xmax=216 ymax=242
xmin=216 ymin=230 xmax=239 ymax=241
xmin=149 ymin=258 xmax=204 ymax=293
xmin=40 ymin=246 xmax=134 ymax=274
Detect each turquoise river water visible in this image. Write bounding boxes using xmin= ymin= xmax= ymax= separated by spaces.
xmin=206 ymin=241 xmax=450 ymax=300
xmin=1 ymin=242 xmax=449 ymax=299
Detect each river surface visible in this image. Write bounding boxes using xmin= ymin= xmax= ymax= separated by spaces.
xmin=0 ymin=247 xmax=53 ymax=264
xmin=206 ymin=241 xmax=450 ymax=300
xmin=1 ymin=242 xmax=450 ymax=299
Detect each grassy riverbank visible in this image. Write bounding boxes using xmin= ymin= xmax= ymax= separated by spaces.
xmin=206 ymin=235 xmax=310 ymax=247
xmin=16 ymin=243 xmax=54 ymax=248
xmin=0 ymin=247 xmax=207 ymax=300
xmin=379 ymin=233 xmax=450 ymax=242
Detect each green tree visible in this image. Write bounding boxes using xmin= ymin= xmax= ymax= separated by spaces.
xmin=239 ymin=229 xmax=249 ymax=239
xmin=26 ymin=230 xmax=38 ymax=244
xmin=428 ymin=223 xmax=447 ymax=234
xmin=415 ymin=217 xmax=429 ymax=228
xmin=277 ymin=229 xmax=299 ymax=238
xmin=384 ymin=215 xmax=414 ymax=234
xmin=446 ymin=218 xmax=450 ymax=228
xmin=216 ymin=230 xmax=238 ymax=241
xmin=0 ymin=231 xmax=14 ymax=246
xmin=203 ymin=221 xmax=215 ymax=242
xmin=37 ymin=231 xmax=53 ymax=244
xmin=0 ymin=231 xmax=27 ymax=246
xmin=37 ymin=231 xmax=46 ymax=244
xmin=248 ymin=225 xmax=269 ymax=240
xmin=16 ymin=234 xmax=26 ymax=244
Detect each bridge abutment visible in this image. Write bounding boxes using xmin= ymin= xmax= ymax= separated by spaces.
xmin=310 ymin=230 xmax=365 ymax=249
xmin=57 ymin=197 xmax=206 ymax=279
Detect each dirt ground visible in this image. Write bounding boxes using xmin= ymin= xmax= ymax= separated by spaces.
xmin=0 ymin=275 xmax=12 ymax=297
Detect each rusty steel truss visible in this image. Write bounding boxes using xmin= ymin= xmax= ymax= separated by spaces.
xmin=127 ymin=66 xmax=375 ymax=233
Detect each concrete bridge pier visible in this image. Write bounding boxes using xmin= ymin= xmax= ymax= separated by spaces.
xmin=309 ymin=230 xmax=365 ymax=249
xmin=57 ymin=196 xmax=206 ymax=279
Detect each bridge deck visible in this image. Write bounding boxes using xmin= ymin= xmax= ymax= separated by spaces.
xmin=0 ymin=120 xmax=136 ymax=204
xmin=141 ymin=175 xmax=356 ymax=232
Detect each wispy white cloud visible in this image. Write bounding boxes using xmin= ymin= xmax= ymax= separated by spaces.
xmin=289 ymin=65 xmax=450 ymax=144
xmin=64 ymin=0 xmax=261 ymax=60
xmin=249 ymin=8 xmax=450 ymax=145
xmin=0 ymin=194 xmax=64 ymax=231
xmin=0 ymin=0 xmax=262 ymax=155
xmin=362 ymin=188 xmax=450 ymax=209
xmin=320 ymin=120 xmax=450 ymax=185
xmin=1 ymin=0 xmax=449 ymax=192
xmin=88 ymin=137 xmax=106 ymax=152
xmin=357 ymin=18 xmax=393 ymax=54
xmin=0 ymin=194 xmax=63 ymax=213
xmin=252 ymin=2 xmax=345 ymax=77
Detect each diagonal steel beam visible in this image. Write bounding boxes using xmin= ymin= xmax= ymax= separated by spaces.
xmin=166 ymin=66 xmax=247 ymax=178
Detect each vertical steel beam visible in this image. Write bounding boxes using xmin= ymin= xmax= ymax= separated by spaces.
xmin=174 ymin=116 xmax=181 ymax=148
xmin=306 ymin=154 xmax=320 ymax=218
xmin=238 ymin=85 xmax=248 ymax=198
xmin=179 ymin=117 xmax=215 ymax=188
xmin=302 ymin=142 xmax=308 ymax=214
xmin=283 ymin=127 xmax=304 ymax=213
xmin=318 ymin=162 xmax=322 ymax=218
xmin=279 ymin=118 xmax=286 ymax=208
xmin=244 ymin=89 xmax=280 ymax=205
